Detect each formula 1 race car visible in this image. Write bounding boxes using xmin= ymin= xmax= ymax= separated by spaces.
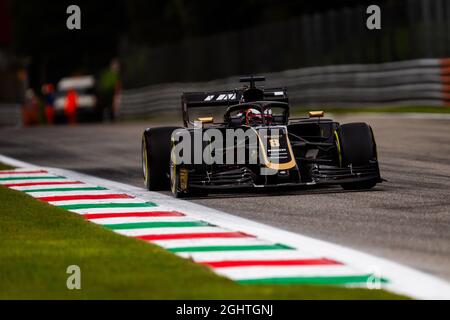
xmin=142 ymin=76 xmax=382 ymax=197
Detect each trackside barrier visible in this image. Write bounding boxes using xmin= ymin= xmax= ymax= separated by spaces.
xmin=118 ymin=58 xmax=450 ymax=118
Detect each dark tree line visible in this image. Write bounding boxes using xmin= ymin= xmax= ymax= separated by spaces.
xmin=9 ymin=0 xmax=387 ymax=88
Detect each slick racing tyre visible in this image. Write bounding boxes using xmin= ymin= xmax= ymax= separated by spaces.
xmin=142 ymin=127 xmax=180 ymax=191
xmin=337 ymin=122 xmax=378 ymax=190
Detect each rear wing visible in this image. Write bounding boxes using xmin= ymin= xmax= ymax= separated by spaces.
xmin=181 ymin=87 xmax=288 ymax=126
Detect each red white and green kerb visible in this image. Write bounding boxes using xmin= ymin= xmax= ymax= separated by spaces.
xmin=0 ymin=168 xmax=388 ymax=286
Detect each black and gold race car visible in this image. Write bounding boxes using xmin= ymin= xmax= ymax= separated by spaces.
xmin=142 ymin=76 xmax=382 ymax=197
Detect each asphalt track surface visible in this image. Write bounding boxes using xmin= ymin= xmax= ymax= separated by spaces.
xmin=1 ymin=114 xmax=449 ymax=281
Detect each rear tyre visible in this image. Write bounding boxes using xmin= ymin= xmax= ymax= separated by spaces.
xmin=337 ymin=122 xmax=378 ymax=190
xmin=142 ymin=127 xmax=180 ymax=191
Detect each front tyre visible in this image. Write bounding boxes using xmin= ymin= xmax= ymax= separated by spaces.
xmin=142 ymin=127 xmax=180 ymax=191
xmin=337 ymin=122 xmax=379 ymax=190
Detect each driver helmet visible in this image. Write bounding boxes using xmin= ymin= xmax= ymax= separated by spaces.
xmin=242 ymin=108 xmax=273 ymax=125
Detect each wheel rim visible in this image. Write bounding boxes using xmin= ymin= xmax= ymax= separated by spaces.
xmin=334 ymin=130 xmax=342 ymax=167
xmin=170 ymin=160 xmax=176 ymax=194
